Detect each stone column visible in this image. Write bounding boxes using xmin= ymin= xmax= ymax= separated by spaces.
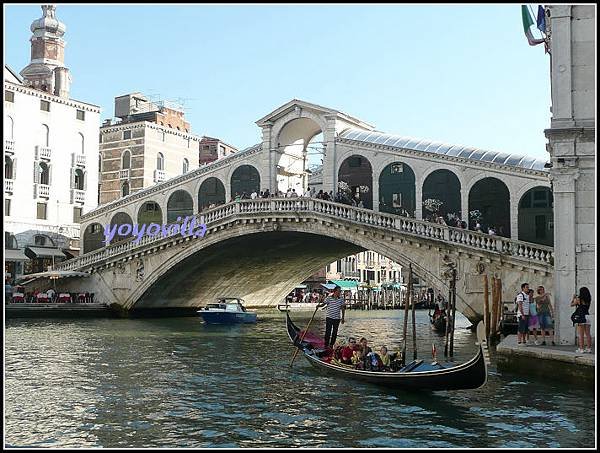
xmin=415 ymin=179 xmax=423 ymax=220
xmin=548 ymin=163 xmax=579 ymax=345
xmin=460 ymin=187 xmax=469 ymax=225
xmin=509 ymin=193 xmax=520 ymax=241
xmin=321 ymin=115 xmax=337 ymax=195
xmin=260 ymin=123 xmax=275 ymax=194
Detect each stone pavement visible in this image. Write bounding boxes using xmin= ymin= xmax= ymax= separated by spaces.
xmin=495 ymin=334 xmax=594 ymax=384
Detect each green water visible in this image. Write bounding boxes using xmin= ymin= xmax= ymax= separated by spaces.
xmin=4 ymin=310 xmax=595 ymax=447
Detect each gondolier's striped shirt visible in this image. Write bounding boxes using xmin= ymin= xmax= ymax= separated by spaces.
xmin=323 ymin=296 xmax=345 ymax=320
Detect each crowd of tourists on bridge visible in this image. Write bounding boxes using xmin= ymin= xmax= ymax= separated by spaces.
xmin=515 ymin=282 xmax=593 ymax=353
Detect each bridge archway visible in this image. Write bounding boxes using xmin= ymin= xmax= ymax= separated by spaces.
xmin=518 ymin=186 xmax=553 ymax=246
xmin=422 ymin=169 xmax=461 ymax=221
xmin=137 ymin=201 xmax=163 ymax=228
xmin=198 ymin=177 xmax=226 ymax=210
xmin=338 ymin=155 xmax=373 ymax=209
xmin=110 ymin=212 xmax=134 ymax=244
xmin=468 ymin=177 xmax=510 ymax=236
xmin=275 ymin=117 xmax=322 ymax=194
xmin=379 ymin=161 xmax=416 ymax=217
xmin=167 ymin=190 xmax=194 ymax=223
xmin=231 ymin=165 xmax=260 ymax=198
xmin=83 ymin=223 xmax=105 ymax=253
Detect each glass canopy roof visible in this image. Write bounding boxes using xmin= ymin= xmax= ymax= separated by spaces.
xmin=339 ymin=129 xmax=547 ymax=171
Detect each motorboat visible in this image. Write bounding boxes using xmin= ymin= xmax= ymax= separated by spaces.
xmin=197 ymin=297 xmax=257 ymax=324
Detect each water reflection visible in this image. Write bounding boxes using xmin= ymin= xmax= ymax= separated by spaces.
xmin=5 ymin=311 xmax=594 ymax=448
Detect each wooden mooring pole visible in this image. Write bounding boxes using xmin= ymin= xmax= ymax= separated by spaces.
xmin=449 ymin=267 xmax=457 ymax=359
xmin=410 ymin=264 xmax=417 ymax=360
xmin=483 ymin=274 xmax=490 ymax=341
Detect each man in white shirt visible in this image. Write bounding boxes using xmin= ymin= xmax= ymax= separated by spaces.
xmin=516 ymin=282 xmax=530 ymax=345
xmin=250 ymin=191 xmax=258 ymax=200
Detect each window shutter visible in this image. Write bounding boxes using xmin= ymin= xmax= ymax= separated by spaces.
xmin=70 ymin=168 xmax=76 ymax=189
xmin=83 ymin=170 xmax=88 ymax=190
xmin=12 ymin=158 xmax=17 ymax=179
xmin=33 ymin=161 xmax=40 ymax=183
xmin=48 ymin=164 xmax=52 ymax=185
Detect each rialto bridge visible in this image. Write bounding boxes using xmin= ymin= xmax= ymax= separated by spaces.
xmin=49 ymin=99 xmax=554 ymax=322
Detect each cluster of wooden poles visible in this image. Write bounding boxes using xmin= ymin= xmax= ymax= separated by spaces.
xmin=398 ymin=263 xmax=458 ymax=366
xmin=483 ymin=274 xmax=503 ymax=343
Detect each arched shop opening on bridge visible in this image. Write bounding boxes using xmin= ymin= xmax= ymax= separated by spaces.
xmin=379 ymin=162 xmax=416 ymax=217
xmin=518 ymin=186 xmax=553 ymax=246
xmin=338 ymin=155 xmax=373 ymax=209
xmin=110 ymin=212 xmax=134 ymax=243
xmin=230 ymin=165 xmax=260 ymax=198
xmin=199 ymin=177 xmax=226 ymax=210
xmin=468 ymin=177 xmax=511 ymax=237
xmin=422 ymin=169 xmax=461 ymax=221
xmin=138 ymin=201 xmax=163 ymax=228
xmin=275 ymin=117 xmax=322 ymax=194
xmin=83 ymin=223 xmax=104 ymax=253
xmin=167 ymin=190 xmax=194 ymax=223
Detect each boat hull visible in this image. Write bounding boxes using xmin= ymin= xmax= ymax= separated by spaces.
xmin=287 ymin=313 xmax=489 ymax=391
xmin=199 ymin=311 xmax=257 ymax=324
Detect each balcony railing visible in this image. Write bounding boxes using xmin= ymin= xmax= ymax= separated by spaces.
xmin=154 ymin=169 xmax=166 ymax=183
xmin=34 ymin=183 xmax=50 ymax=198
xmin=119 ymin=169 xmax=130 ymax=179
xmin=35 ymin=145 xmax=52 ymax=160
xmin=5 ymin=139 xmax=14 ymax=155
xmin=5 ymin=178 xmax=14 ymax=193
xmin=72 ymin=153 xmax=86 ymax=167
xmin=71 ymin=189 xmax=86 ymax=204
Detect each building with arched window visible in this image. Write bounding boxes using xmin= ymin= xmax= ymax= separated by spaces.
xmin=3 ymin=5 xmax=100 ymax=282
xmin=98 ymin=92 xmax=205 ymax=204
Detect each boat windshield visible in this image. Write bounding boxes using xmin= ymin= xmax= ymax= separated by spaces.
xmin=206 ymin=303 xmax=224 ymax=309
xmin=225 ymin=303 xmax=239 ymax=311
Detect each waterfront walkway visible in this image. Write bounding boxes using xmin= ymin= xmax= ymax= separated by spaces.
xmin=495 ymin=334 xmax=594 ymax=384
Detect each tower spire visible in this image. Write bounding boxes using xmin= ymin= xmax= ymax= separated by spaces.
xmin=20 ymin=4 xmax=71 ymax=98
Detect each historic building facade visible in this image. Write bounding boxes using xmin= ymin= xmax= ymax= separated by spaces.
xmin=199 ymin=136 xmax=237 ymax=165
xmin=544 ymin=5 xmax=595 ymax=344
xmin=326 ymin=252 xmax=402 ymax=287
xmin=4 ymin=5 xmax=100 ymax=281
xmin=98 ymin=92 xmax=202 ymax=204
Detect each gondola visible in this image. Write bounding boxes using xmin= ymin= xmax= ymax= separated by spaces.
xmin=429 ymin=309 xmax=448 ymax=334
xmin=286 ymin=312 xmax=490 ymax=391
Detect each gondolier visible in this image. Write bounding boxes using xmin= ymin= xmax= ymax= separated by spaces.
xmin=317 ymin=285 xmax=345 ymax=348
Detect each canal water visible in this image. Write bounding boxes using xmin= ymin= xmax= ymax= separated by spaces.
xmin=4 ymin=310 xmax=595 ymax=448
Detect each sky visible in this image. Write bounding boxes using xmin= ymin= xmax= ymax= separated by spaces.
xmin=4 ymin=4 xmax=552 ymax=163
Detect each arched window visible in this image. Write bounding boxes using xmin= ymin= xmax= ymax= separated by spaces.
xmin=5 ymin=156 xmax=14 ymax=180
xmin=34 ymin=234 xmax=54 ymax=247
xmin=157 ymin=152 xmax=164 ymax=170
xmin=5 ymin=116 xmax=14 ymax=140
xmin=74 ymin=169 xmax=85 ymax=190
xmin=518 ymin=186 xmax=554 ymax=246
xmin=182 ymin=158 xmax=189 ymax=174
xmin=198 ymin=177 xmax=226 ymax=209
xmin=110 ymin=212 xmax=134 ymax=243
xmin=422 ymin=169 xmax=461 ymax=221
xmin=167 ymin=190 xmax=193 ymax=223
xmin=78 ymin=132 xmax=85 ymax=154
xmin=122 ymin=181 xmax=130 ymax=197
xmin=40 ymin=124 xmax=49 ymax=146
xmin=338 ymin=155 xmax=373 ymax=209
xmin=230 ymin=165 xmax=260 ymax=199
xmin=83 ymin=223 xmax=104 ymax=253
xmin=5 ymin=232 xmax=18 ymax=250
xmin=122 ymin=150 xmax=131 ymax=169
xmin=137 ymin=201 xmax=162 ymax=227
xmin=38 ymin=162 xmax=50 ymax=185
xmin=468 ymin=177 xmax=510 ymax=237
xmin=379 ymin=162 xmax=416 ymax=217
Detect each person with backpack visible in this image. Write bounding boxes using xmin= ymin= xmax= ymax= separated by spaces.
xmin=516 ymin=283 xmax=530 ymax=345
xmin=571 ymin=287 xmax=593 ymax=353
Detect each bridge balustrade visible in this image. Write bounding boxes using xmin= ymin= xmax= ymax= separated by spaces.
xmin=56 ymin=197 xmax=554 ymax=272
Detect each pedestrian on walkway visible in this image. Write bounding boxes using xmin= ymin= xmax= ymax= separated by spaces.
xmin=535 ymin=286 xmax=555 ymax=345
xmin=317 ymin=285 xmax=345 ymax=348
xmin=527 ymin=288 xmax=540 ymax=345
xmin=571 ymin=287 xmax=592 ymax=353
xmin=516 ymin=283 xmax=530 ymax=345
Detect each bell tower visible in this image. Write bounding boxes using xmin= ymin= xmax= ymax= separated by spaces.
xmin=20 ymin=4 xmax=71 ymax=98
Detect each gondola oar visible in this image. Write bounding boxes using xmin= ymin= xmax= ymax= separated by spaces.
xmin=290 ymin=303 xmax=320 ymax=367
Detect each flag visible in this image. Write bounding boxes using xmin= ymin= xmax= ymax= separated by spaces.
xmin=521 ymin=5 xmax=545 ymax=46
xmin=536 ymin=5 xmax=546 ymax=34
